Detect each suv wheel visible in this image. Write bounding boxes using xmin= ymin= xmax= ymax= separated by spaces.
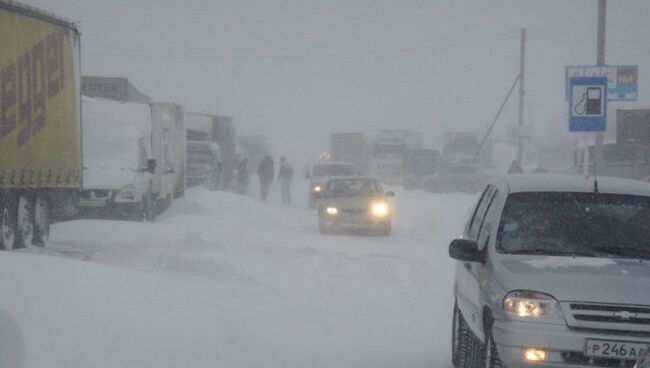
xmin=452 ymin=302 xmax=483 ymax=367
xmin=484 ymin=319 xmax=504 ymax=367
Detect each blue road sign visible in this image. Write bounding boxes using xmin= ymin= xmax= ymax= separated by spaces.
xmin=569 ymin=77 xmax=608 ymax=132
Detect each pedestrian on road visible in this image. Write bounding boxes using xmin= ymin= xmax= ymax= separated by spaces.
xmin=278 ymin=156 xmax=294 ymax=204
xmin=257 ymin=155 xmax=274 ymax=202
xmin=236 ymin=158 xmax=250 ymax=195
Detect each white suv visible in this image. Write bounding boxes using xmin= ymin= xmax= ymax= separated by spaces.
xmin=450 ymin=174 xmax=650 ymax=367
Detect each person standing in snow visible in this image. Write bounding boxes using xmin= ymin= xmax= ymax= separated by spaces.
xmin=257 ymin=155 xmax=274 ymax=202
xmin=278 ymin=156 xmax=294 ymax=204
xmin=236 ymin=158 xmax=250 ymax=195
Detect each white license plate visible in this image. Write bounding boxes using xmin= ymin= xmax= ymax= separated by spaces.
xmin=585 ymin=339 xmax=647 ymax=359
xmin=78 ymin=198 xmax=107 ymax=207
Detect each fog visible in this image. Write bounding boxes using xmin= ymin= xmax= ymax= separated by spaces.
xmin=21 ymin=0 xmax=650 ymax=160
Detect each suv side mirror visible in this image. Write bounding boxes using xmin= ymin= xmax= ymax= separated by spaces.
xmin=385 ymin=191 xmax=395 ymax=198
xmin=147 ymin=159 xmax=157 ymax=174
xmin=449 ymin=239 xmax=483 ymax=263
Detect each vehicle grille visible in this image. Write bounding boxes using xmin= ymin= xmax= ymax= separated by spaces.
xmin=79 ymin=190 xmax=110 ymax=199
xmin=563 ymin=303 xmax=650 ymax=333
xmin=561 ymin=352 xmax=637 ymax=367
xmin=341 ymin=208 xmax=368 ymax=215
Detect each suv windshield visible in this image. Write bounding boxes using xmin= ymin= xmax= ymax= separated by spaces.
xmin=324 ymin=179 xmax=383 ymax=197
xmin=497 ymin=192 xmax=650 ymax=259
xmin=312 ymin=164 xmax=355 ymax=177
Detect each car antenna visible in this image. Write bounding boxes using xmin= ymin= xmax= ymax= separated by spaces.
xmin=592 ymin=148 xmax=599 ymax=193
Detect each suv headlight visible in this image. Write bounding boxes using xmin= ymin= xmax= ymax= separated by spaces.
xmin=371 ymin=202 xmax=389 ymax=217
xmin=503 ymin=291 xmax=564 ymax=321
xmin=326 ymin=207 xmax=338 ymax=215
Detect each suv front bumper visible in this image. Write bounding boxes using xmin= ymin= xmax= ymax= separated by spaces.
xmin=492 ymin=320 xmax=650 ymax=367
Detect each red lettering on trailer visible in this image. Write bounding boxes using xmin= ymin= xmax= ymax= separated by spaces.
xmin=1 ymin=30 xmax=67 ymax=147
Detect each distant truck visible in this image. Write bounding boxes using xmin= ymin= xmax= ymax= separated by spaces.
xmin=370 ymin=130 xmax=422 ymax=184
xmin=186 ymin=113 xmax=237 ymax=190
xmin=442 ymin=131 xmax=482 ymax=163
xmin=617 ymin=109 xmax=650 ymax=147
xmin=329 ymin=132 xmax=370 ymax=174
xmin=78 ymin=97 xmax=176 ymax=221
xmin=1 ymin=2 xmax=82 ymax=249
xmin=575 ymin=143 xmax=650 ymax=181
xmin=570 ymin=109 xmax=650 ymax=181
xmin=403 ymin=149 xmax=440 ymax=190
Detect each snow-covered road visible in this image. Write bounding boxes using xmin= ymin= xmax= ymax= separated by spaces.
xmin=4 ymin=183 xmax=478 ymax=368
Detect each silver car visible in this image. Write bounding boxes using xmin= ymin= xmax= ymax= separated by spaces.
xmin=318 ymin=176 xmax=394 ymax=236
xmin=450 ymin=174 xmax=650 ymax=367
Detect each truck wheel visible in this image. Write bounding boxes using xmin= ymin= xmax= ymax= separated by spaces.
xmin=33 ymin=195 xmax=50 ymax=247
xmin=16 ymin=194 xmax=35 ymax=247
xmin=1 ymin=198 xmax=18 ymax=250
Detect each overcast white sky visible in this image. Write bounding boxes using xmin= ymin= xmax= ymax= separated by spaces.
xmin=24 ymin=0 xmax=650 ymax=160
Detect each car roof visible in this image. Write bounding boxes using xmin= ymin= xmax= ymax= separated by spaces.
xmin=313 ymin=162 xmax=354 ymax=167
xmin=494 ymin=174 xmax=650 ymax=197
xmin=323 ymin=176 xmax=379 ymax=183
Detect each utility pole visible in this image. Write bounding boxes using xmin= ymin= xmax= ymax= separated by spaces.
xmin=594 ymin=0 xmax=606 ymax=175
xmin=516 ymin=28 xmax=526 ymax=166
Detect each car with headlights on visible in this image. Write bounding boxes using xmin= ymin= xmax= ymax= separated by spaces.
xmin=318 ymin=176 xmax=394 ymax=235
xmin=307 ymin=162 xmax=356 ymax=208
xmin=449 ymin=174 xmax=650 ymax=368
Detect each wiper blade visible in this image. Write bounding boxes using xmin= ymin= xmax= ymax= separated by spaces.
xmin=507 ymin=248 xmax=596 ymax=257
xmin=591 ymin=246 xmax=650 ymax=260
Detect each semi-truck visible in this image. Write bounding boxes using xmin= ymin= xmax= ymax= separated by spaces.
xmin=370 ymin=130 xmax=422 ymax=184
xmin=186 ymin=113 xmax=237 ymax=190
xmin=329 ymin=132 xmax=370 ymax=174
xmin=1 ymin=1 xmax=81 ymax=249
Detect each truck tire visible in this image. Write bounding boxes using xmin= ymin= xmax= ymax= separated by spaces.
xmin=16 ymin=194 xmax=35 ymax=247
xmin=1 ymin=197 xmax=18 ymax=250
xmin=33 ymin=194 xmax=50 ymax=247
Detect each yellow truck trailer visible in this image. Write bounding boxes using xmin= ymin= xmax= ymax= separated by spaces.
xmin=0 ymin=0 xmax=81 ymax=249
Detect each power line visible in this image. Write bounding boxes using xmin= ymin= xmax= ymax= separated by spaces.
xmin=82 ymin=35 xmax=519 ymax=61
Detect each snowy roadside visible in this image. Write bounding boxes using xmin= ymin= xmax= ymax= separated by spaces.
xmin=6 ymin=185 xmax=477 ymax=368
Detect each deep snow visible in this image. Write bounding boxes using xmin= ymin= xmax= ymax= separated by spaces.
xmin=5 ymin=181 xmax=478 ymax=368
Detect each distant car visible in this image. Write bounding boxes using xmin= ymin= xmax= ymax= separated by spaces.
xmin=450 ymin=174 xmax=650 ymax=368
xmin=636 ymin=348 xmax=650 ymax=368
xmin=318 ymin=176 xmax=394 ymax=236
xmin=308 ymin=162 xmax=356 ymax=208
xmin=423 ymin=162 xmax=489 ymax=193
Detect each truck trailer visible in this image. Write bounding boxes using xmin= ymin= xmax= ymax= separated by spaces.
xmin=186 ymin=113 xmax=237 ymax=190
xmin=1 ymin=1 xmax=81 ymax=249
xmin=370 ymin=130 xmax=422 ymax=184
xmin=329 ymin=132 xmax=370 ymax=174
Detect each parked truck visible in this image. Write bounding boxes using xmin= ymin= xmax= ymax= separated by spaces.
xmin=571 ymin=109 xmax=650 ymax=181
xmin=1 ymin=2 xmax=81 ymax=249
xmin=186 ymin=113 xmax=237 ymax=190
xmin=329 ymin=132 xmax=370 ymax=174
xmin=370 ymin=130 xmax=422 ymax=184
xmin=78 ymin=97 xmax=176 ymax=221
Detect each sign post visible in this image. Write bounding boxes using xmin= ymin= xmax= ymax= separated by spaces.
xmin=569 ymin=77 xmax=608 ymax=132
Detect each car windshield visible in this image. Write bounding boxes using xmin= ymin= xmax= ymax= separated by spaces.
xmin=312 ymin=164 xmax=355 ymax=177
xmin=324 ymin=179 xmax=382 ymax=197
xmin=497 ymin=192 xmax=650 ymax=259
